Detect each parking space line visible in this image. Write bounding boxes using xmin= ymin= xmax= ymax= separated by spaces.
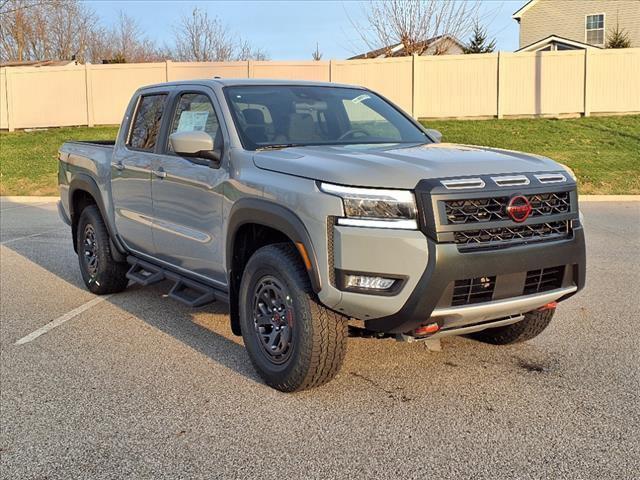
xmin=14 ymin=295 xmax=112 ymax=345
xmin=0 ymin=228 xmax=66 ymax=245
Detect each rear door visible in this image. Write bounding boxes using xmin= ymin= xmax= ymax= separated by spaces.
xmin=111 ymin=91 xmax=168 ymax=253
xmin=150 ymin=89 xmax=228 ymax=285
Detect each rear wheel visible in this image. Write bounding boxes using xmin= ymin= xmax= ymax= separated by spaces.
xmin=239 ymin=243 xmax=348 ymax=392
xmin=469 ymin=308 xmax=555 ymax=345
xmin=77 ymin=205 xmax=129 ymax=295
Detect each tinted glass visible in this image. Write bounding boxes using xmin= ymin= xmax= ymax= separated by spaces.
xmin=128 ymin=94 xmax=166 ymax=151
xmin=224 ymin=85 xmax=428 ymax=150
xmin=168 ymin=93 xmax=221 ymax=152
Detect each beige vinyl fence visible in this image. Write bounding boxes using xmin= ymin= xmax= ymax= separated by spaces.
xmin=1 ymin=49 xmax=639 ymax=131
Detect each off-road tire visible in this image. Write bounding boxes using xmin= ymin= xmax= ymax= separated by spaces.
xmin=239 ymin=243 xmax=348 ymax=392
xmin=76 ymin=205 xmax=129 ymax=295
xmin=470 ymin=309 xmax=555 ymax=345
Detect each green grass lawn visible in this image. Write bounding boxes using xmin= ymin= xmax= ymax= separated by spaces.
xmin=0 ymin=126 xmax=119 ymax=196
xmin=1 ymin=115 xmax=638 ymax=195
xmin=421 ymin=115 xmax=640 ymax=195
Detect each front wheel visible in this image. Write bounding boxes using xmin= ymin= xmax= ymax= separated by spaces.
xmin=76 ymin=205 xmax=129 ymax=295
xmin=239 ymin=243 xmax=348 ymax=392
xmin=469 ymin=308 xmax=555 ymax=345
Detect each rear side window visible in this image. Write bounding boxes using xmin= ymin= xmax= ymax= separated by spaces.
xmin=127 ymin=94 xmax=167 ymax=151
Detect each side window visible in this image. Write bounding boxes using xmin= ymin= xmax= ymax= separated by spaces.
xmin=168 ymin=93 xmax=221 ymax=152
xmin=127 ymin=94 xmax=167 ymax=151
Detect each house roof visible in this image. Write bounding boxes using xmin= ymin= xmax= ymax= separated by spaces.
xmin=348 ymin=35 xmax=464 ymax=59
xmin=512 ymin=0 xmax=539 ymax=21
xmin=0 ymin=59 xmax=77 ymax=68
xmin=516 ymin=34 xmax=603 ymax=52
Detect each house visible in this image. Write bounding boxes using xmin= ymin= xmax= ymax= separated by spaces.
xmin=349 ymin=35 xmax=464 ymax=59
xmin=0 ymin=60 xmax=78 ymax=68
xmin=513 ymin=0 xmax=640 ymax=52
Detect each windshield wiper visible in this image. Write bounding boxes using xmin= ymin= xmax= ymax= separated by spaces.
xmin=255 ymin=144 xmax=299 ymax=151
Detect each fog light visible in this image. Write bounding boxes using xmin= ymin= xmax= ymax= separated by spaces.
xmin=345 ymin=275 xmax=396 ymax=290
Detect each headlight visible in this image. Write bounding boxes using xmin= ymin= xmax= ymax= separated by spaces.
xmin=319 ymin=182 xmax=418 ymax=230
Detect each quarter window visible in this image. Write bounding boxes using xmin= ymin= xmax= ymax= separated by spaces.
xmin=586 ymin=14 xmax=605 ymax=45
xmin=127 ymin=94 xmax=167 ymax=151
xmin=168 ymin=93 xmax=221 ymax=152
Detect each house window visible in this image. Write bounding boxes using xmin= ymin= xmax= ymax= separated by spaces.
xmin=586 ymin=14 xmax=605 ymax=45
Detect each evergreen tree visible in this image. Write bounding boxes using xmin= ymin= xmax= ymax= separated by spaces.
xmin=463 ymin=22 xmax=496 ymax=54
xmin=606 ymin=21 xmax=631 ymax=49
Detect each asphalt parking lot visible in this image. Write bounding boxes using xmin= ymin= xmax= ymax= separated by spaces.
xmin=1 ymin=197 xmax=638 ymax=479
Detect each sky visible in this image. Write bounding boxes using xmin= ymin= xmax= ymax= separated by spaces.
xmin=87 ymin=0 xmax=525 ymax=59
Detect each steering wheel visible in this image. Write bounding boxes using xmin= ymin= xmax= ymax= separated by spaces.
xmin=337 ymin=129 xmax=369 ymax=141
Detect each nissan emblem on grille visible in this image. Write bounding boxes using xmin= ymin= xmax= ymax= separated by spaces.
xmin=506 ymin=195 xmax=532 ymax=223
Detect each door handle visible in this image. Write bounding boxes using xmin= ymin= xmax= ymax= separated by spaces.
xmin=152 ymin=168 xmax=167 ymax=179
xmin=113 ymin=162 xmax=125 ymax=171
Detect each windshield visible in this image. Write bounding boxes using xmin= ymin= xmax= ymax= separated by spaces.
xmin=223 ymin=85 xmax=430 ymax=150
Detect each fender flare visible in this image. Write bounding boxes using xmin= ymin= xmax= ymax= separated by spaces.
xmin=68 ymin=174 xmax=126 ymax=256
xmin=226 ymin=198 xmax=322 ymax=293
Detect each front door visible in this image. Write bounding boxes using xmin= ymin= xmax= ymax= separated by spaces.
xmin=150 ymin=90 xmax=228 ymax=285
xmin=111 ymin=92 xmax=168 ymax=254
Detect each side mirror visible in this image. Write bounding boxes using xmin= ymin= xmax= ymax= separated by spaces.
xmin=424 ymin=128 xmax=442 ymax=143
xmin=169 ymin=131 xmax=222 ymax=167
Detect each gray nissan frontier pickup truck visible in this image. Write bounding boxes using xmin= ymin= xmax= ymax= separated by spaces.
xmin=58 ymin=79 xmax=586 ymax=391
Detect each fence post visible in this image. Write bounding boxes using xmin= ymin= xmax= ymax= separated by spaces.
xmin=496 ymin=51 xmax=503 ymax=119
xmin=5 ymin=68 xmax=14 ymax=131
xmin=165 ymin=60 xmax=171 ymax=82
xmin=84 ymin=64 xmax=94 ymax=127
xmin=247 ymin=60 xmax=252 ymax=78
xmin=329 ymin=59 xmax=333 ymax=82
xmin=411 ymin=54 xmax=417 ymax=118
xmin=583 ymin=49 xmax=591 ymax=117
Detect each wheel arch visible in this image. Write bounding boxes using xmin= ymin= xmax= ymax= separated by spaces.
xmin=69 ymin=174 xmax=125 ymax=259
xmin=226 ymin=198 xmax=323 ymax=335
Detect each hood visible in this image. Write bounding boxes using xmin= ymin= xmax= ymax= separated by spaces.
xmin=253 ymin=143 xmax=563 ymax=189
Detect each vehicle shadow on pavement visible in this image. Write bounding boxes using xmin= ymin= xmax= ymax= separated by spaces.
xmin=1 ymin=204 xmax=262 ymax=386
xmin=2 ymin=200 xmax=568 ymax=396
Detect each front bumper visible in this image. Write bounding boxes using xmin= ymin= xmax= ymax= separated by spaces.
xmin=362 ymin=226 xmax=585 ymax=333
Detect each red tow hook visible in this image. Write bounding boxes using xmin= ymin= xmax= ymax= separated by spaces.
xmin=537 ymin=301 xmax=558 ymax=311
xmin=414 ymin=322 xmax=440 ymax=337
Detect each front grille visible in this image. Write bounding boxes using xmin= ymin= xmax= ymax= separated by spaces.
xmin=444 ymin=192 xmax=571 ymax=225
xmin=524 ymin=266 xmax=565 ymax=295
xmin=451 ymin=276 xmax=496 ymax=306
xmin=454 ymin=220 xmax=571 ymax=249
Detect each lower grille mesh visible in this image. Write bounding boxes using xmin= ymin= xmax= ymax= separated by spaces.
xmin=523 ymin=266 xmax=565 ymax=295
xmin=452 ymin=276 xmax=496 ymax=306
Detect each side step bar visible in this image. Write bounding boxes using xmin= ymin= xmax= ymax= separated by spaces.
xmin=126 ymin=256 xmax=228 ymax=308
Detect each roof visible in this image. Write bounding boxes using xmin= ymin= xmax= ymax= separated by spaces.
xmin=512 ymin=0 xmax=539 ymax=21
xmin=0 ymin=59 xmax=78 ymax=68
xmin=516 ymin=35 xmax=603 ymax=52
xmin=140 ymin=78 xmax=364 ymax=90
xmin=348 ymin=35 xmax=464 ymax=59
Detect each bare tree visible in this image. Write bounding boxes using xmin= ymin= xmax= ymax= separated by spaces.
xmin=0 ymin=0 xmax=97 ymax=62
xmin=352 ymin=0 xmax=479 ymax=56
xmin=99 ymin=11 xmax=163 ymax=63
xmin=312 ymin=42 xmax=322 ymax=61
xmin=171 ymin=7 xmax=268 ymax=62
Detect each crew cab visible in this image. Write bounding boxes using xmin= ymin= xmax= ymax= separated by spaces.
xmin=58 ymin=79 xmax=586 ymax=391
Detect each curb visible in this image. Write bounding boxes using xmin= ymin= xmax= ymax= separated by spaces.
xmin=0 ymin=196 xmax=59 ymax=203
xmin=580 ymin=195 xmax=640 ymax=202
